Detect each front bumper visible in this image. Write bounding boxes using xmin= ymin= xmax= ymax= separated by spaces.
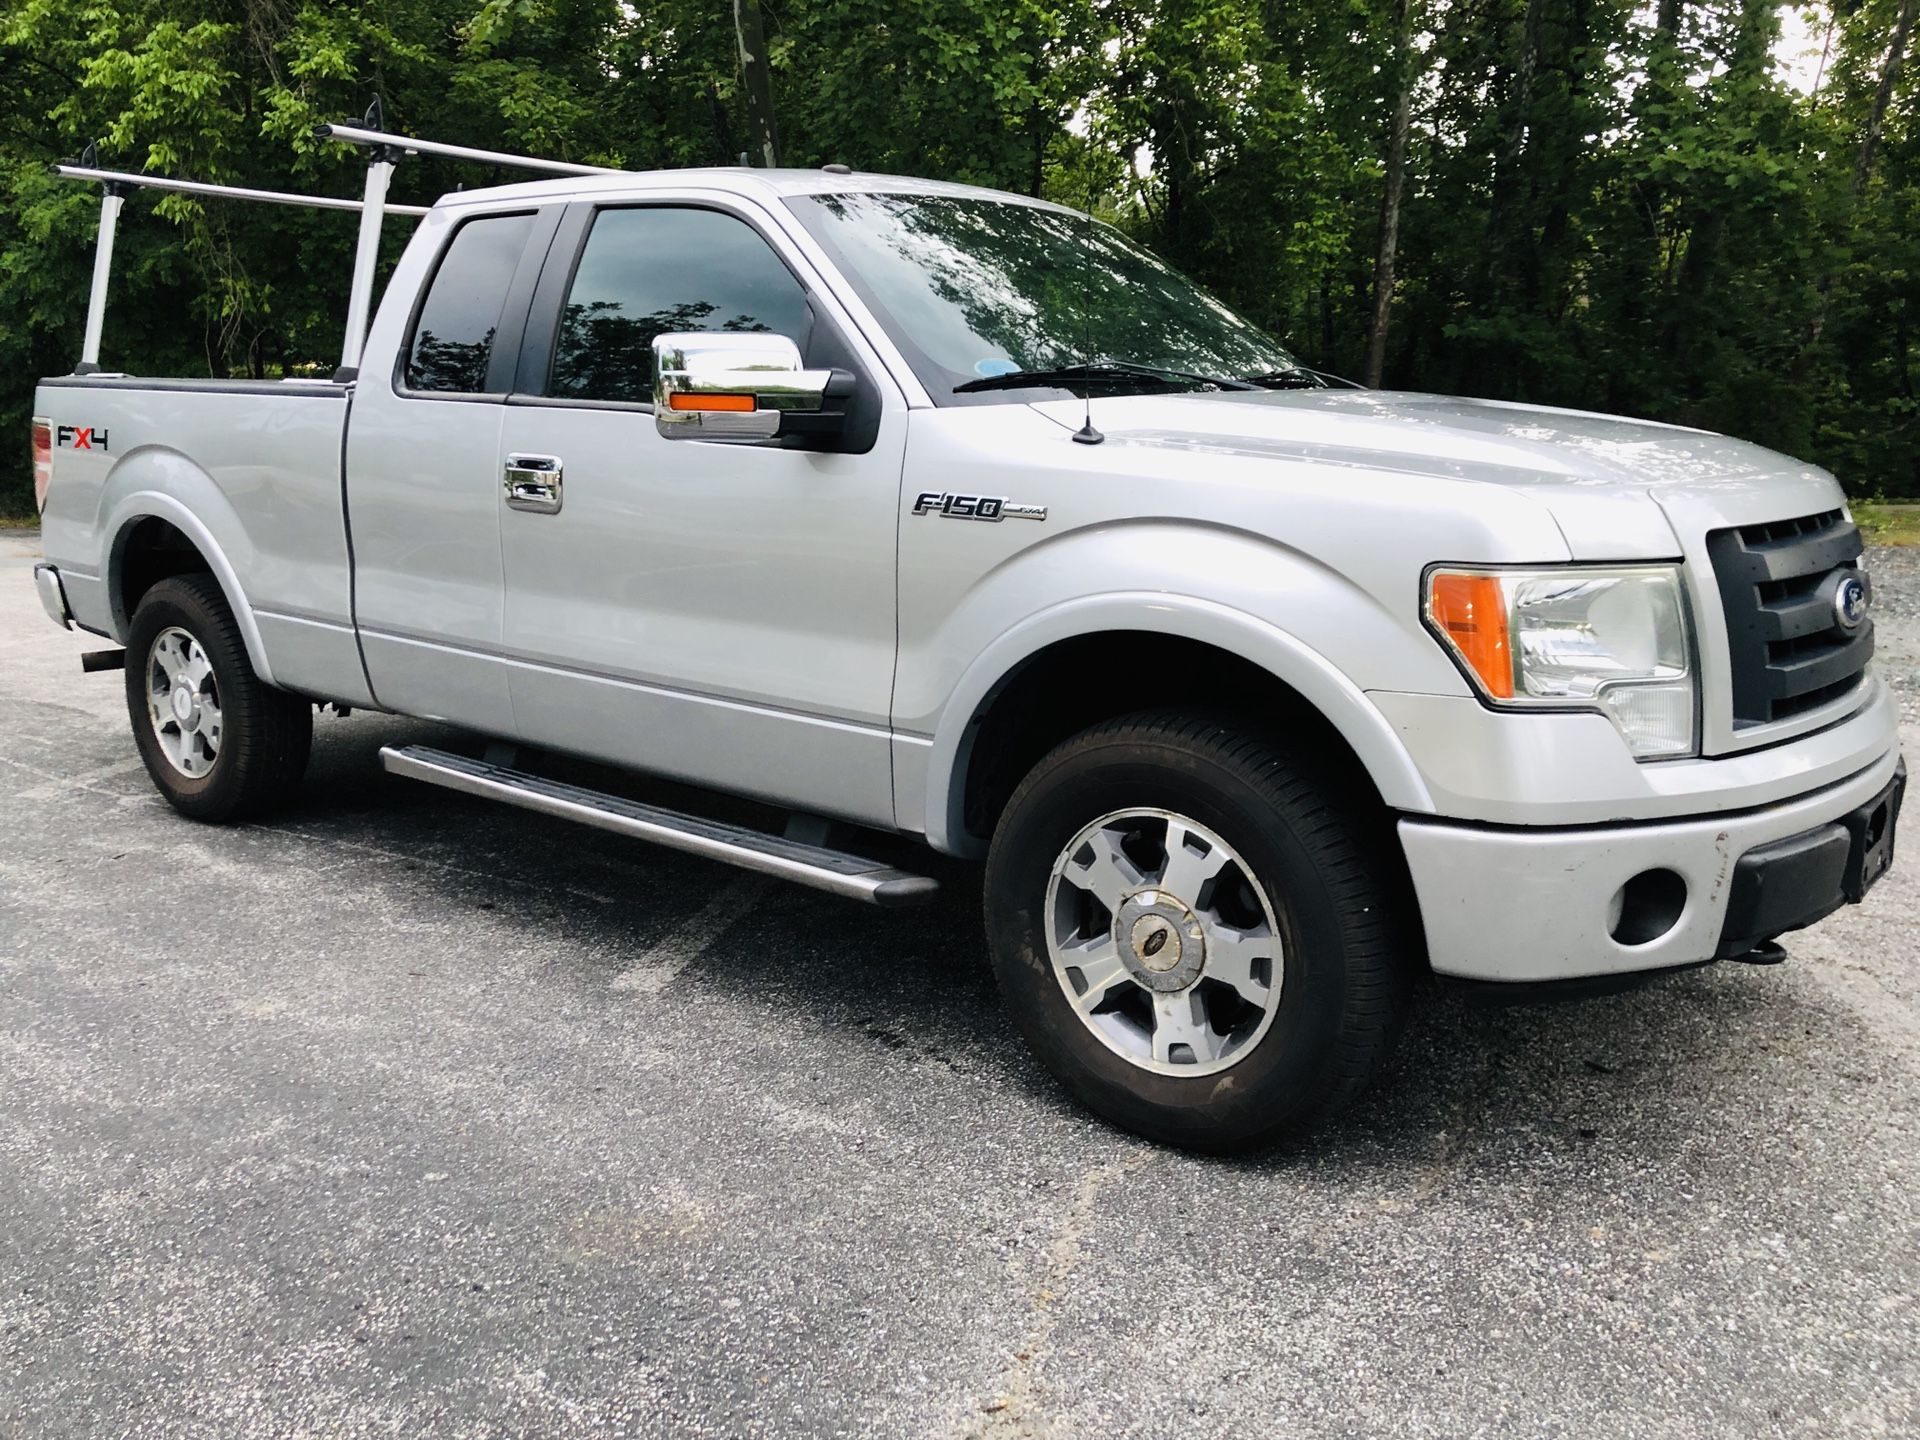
xmin=1401 ymin=748 xmax=1904 ymax=983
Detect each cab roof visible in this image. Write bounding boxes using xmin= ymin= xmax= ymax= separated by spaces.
xmin=430 ymin=166 xmax=1082 ymax=216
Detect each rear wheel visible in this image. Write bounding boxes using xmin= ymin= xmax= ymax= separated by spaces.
xmin=984 ymin=712 xmax=1412 ymax=1151
xmin=125 ymin=574 xmax=312 ymax=822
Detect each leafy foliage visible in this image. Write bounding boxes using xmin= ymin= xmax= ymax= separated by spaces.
xmin=2 ymin=0 xmax=1915 ymax=514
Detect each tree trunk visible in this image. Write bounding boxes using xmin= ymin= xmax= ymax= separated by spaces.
xmin=732 ymin=0 xmax=778 ymax=168
xmin=1159 ymin=100 xmax=1189 ymax=244
xmin=1028 ymin=105 xmax=1050 ymax=198
xmin=1476 ymin=0 xmax=1543 ymax=311
xmin=1638 ymin=0 xmax=1688 ymax=249
xmin=1665 ymin=0 xmax=1772 ymax=374
xmin=1850 ymin=0 xmax=1918 ymax=200
xmin=1800 ymin=0 xmax=1918 ymax=360
xmin=705 ymin=81 xmax=740 ymax=167
xmin=1027 ymin=48 xmax=1052 ymax=198
xmin=1364 ymin=0 xmax=1416 ymax=387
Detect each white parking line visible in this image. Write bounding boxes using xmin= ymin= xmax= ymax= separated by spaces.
xmin=610 ymin=873 xmax=774 ymax=995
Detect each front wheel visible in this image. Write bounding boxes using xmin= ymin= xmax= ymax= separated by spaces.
xmin=983 ymin=713 xmax=1412 ymax=1151
xmin=125 ymin=574 xmax=313 ymax=822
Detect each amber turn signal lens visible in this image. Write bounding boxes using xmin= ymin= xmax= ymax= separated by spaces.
xmin=667 ymin=392 xmax=756 ymax=412
xmin=1428 ymin=572 xmax=1513 ymax=699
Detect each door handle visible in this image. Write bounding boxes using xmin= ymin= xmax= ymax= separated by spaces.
xmin=504 ymin=454 xmax=563 ymax=514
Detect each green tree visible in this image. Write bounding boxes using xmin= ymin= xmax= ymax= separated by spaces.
xmin=2 ymin=0 xmax=1916 ymax=514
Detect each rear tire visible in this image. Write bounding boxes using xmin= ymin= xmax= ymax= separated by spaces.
xmin=125 ymin=574 xmax=312 ymax=822
xmin=983 ymin=712 xmax=1411 ymax=1151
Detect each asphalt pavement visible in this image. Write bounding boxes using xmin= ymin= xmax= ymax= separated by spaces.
xmin=3 ymin=526 xmax=1916 ymax=1439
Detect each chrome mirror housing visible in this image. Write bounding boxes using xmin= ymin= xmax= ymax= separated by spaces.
xmin=652 ymin=333 xmax=837 ymax=440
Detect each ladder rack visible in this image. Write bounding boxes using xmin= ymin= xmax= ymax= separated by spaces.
xmin=51 ymin=102 xmax=625 ymax=379
xmin=49 ymin=163 xmax=434 ymax=216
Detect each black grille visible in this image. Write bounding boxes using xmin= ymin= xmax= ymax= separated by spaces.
xmin=1706 ymin=508 xmax=1873 ymax=728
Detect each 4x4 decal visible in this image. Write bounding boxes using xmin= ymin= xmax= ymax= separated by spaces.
xmin=56 ymin=424 xmax=108 ymax=452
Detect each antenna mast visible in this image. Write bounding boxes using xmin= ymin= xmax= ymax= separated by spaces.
xmin=1072 ymin=178 xmax=1104 ymax=446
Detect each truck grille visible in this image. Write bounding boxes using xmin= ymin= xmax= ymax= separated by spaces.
xmin=1705 ymin=508 xmax=1874 ymax=728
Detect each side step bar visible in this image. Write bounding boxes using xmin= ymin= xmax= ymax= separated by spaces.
xmin=379 ymin=744 xmax=939 ymax=908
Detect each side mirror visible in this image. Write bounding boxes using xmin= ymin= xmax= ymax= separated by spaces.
xmin=652 ymin=332 xmax=853 ymax=443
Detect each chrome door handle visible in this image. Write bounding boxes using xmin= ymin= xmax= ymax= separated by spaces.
xmin=504 ymin=453 xmax=563 ymax=514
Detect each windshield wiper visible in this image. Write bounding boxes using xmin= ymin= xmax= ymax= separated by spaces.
xmin=953 ymin=360 xmax=1260 ymax=394
xmin=1244 ymin=366 xmax=1358 ymax=390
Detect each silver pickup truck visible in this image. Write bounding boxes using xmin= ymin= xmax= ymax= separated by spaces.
xmin=31 ymin=162 xmax=1905 ymax=1149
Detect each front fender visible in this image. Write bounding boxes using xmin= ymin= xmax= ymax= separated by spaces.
xmin=915 ymin=591 xmax=1438 ymax=856
xmin=98 ymin=448 xmax=275 ymax=685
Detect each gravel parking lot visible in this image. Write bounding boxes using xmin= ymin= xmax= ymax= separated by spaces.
xmin=3 ymin=527 xmax=1915 ymax=1440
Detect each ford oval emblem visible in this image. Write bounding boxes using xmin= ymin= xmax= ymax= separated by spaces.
xmin=1834 ymin=574 xmax=1870 ymax=631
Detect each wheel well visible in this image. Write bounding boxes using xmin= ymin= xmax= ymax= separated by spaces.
xmin=114 ymin=517 xmax=214 ymax=625
xmin=957 ymin=632 xmax=1392 ymax=849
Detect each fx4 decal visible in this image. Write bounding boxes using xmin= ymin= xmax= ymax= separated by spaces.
xmin=56 ymin=425 xmax=109 ymax=452
xmin=911 ymin=491 xmax=1047 ymax=523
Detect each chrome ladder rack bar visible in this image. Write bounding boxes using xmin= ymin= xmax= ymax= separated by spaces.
xmin=78 ymin=188 xmax=122 ymax=371
xmin=54 ymin=108 xmax=612 ymax=378
xmin=48 ymin=165 xmax=432 ymax=216
xmin=338 ymin=155 xmax=395 ymax=376
xmin=51 ymin=162 xmax=431 ymax=376
xmin=314 ymin=119 xmax=626 ymax=373
xmin=314 ymin=124 xmax=626 ymax=177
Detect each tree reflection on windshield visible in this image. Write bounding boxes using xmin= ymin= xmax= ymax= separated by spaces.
xmin=788 ymin=193 xmax=1300 ymax=400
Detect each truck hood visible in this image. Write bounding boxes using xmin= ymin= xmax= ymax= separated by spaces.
xmin=1027 ymin=388 xmax=1844 ymax=558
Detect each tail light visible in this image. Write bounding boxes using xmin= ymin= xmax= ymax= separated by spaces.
xmin=31 ymin=416 xmax=53 ymax=512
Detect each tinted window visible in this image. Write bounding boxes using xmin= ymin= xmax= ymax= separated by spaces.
xmin=404 ymin=213 xmax=535 ymax=393
xmin=548 ymin=207 xmax=811 ymax=404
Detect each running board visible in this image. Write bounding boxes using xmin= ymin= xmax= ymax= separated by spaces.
xmin=379 ymin=745 xmax=938 ymax=908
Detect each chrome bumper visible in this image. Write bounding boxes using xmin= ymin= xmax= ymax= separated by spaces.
xmin=33 ymin=563 xmax=71 ymax=630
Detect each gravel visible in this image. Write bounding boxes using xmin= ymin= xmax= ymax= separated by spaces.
xmin=1867 ymin=545 xmax=1920 ymax=726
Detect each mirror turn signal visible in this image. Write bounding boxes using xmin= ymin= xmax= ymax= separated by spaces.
xmin=652 ymin=332 xmax=852 ymax=446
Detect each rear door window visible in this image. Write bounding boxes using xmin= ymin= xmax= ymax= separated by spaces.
xmin=547 ymin=207 xmax=811 ymax=405
xmin=404 ymin=212 xmax=536 ymax=393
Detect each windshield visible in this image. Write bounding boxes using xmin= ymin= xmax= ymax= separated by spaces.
xmin=784 ymin=191 xmax=1306 ymax=404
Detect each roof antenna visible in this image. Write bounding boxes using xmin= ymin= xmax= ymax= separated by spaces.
xmin=1071 ymin=177 xmax=1104 ymax=446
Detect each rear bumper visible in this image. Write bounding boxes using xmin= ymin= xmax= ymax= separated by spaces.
xmin=33 ymin=563 xmax=71 ymax=629
xmin=1401 ymin=748 xmax=1905 ymax=983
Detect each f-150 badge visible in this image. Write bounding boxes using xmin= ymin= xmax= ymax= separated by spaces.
xmin=912 ymin=491 xmax=1047 ymax=523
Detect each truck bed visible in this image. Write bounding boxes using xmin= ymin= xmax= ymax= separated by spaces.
xmin=33 ymin=374 xmax=371 ymax=707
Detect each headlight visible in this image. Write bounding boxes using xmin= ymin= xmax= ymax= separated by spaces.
xmin=1424 ymin=565 xmax=1697 ymax=759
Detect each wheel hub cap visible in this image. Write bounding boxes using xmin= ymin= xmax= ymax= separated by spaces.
xmin=145 ymin=626 xmax=223 ymax=779
xmin=1118 ymin=892 xmax=1207 ymax=991
xmin=1046 ymin=808 xmax=1284 ymax=1076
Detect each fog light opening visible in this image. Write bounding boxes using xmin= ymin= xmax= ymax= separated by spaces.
xmin=1609 ymin=868 xmax=1688 ymax=946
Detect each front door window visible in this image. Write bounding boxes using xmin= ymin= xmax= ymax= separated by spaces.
xmin=547 ymin=207 xmax=813 ymax=405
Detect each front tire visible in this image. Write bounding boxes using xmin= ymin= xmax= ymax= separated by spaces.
xmin=125 ymin=574 xmax=312 ymax=822
xmin=983 ymin=712 xmax=1411 ymax=1151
